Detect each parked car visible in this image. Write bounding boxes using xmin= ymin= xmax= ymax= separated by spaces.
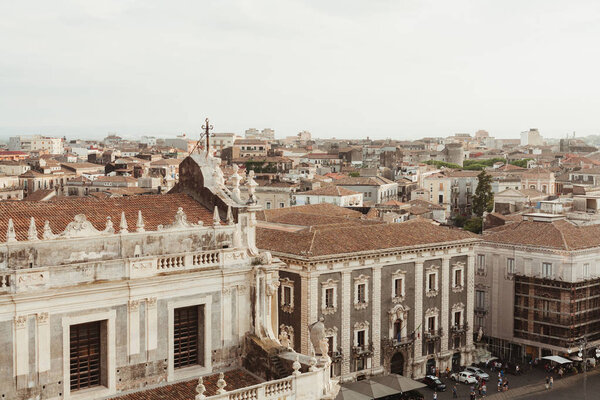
xmin=464 ymin=366 xmax=489 ymax=380
xmin=450 ymin=371 xmax=477 ymax=384
xmin=422 ymin=375 xmax=446 ymax=391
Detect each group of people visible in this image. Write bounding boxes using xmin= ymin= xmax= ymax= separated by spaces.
xmin=545 ymin=375 xmax=554 ymax=390
xmin=497 ymin=370 xmax=510 ymax=392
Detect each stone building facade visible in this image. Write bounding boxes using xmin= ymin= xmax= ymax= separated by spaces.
xmin=256 ymin=205 xmax=479 ymax=381
xmin=0 ymin=152 xmax=288 ymax=399
xmin=476 ymin=215 xmax=600 ymax=361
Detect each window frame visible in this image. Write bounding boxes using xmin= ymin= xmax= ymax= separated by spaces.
xmin=280 ymin=278 xmax=295 ymax=313
xmin=321 ymin=279 xmax=339 ymax=314
xmin=542 ymin=262 xmax=553 ymax=278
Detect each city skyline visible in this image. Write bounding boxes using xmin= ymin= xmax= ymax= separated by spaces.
xmin=2 ymin=0 xmax=600 ymax=140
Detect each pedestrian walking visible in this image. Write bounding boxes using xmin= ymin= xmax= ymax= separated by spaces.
xmin=433 ymin=391 xmax=437 ymax=400
xmin=545 ymin=376 xmax=550 ymax=390
xmin=482 ymin=383 xmax=487 ymax=397
xmin=550 ymin=376 xmax=553 ymax=389
xmin=497 ymin=380 xmax=502 ymax=392
xmin=452 ymin=385 xmax=458 ymax=398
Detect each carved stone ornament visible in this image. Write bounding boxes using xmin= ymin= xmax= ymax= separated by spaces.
xmin=158 ymin=207 xmax=202 ymax=230
xmin=15 ymin=315 xmax=27 ymax=329
xmin=147 ymin=297 xmax=157 ymax=308
xmin=60 ymin=214 xmax=104 ymax=238
xmin=451 ymin=302 xmax=465 ymax=312
xmin=425 ymin=307 xmax=439 ymax=318
xmin=37 ymin=312 xmax=49 ymax=324
xmin=354 ymin=321 xmax=370 ymax=330
xmin=309 ymin=317 xmax=326 ymax=356
xmin=43 ymin=220 xmax=55 ymax=240
xmin=128 ymin=300 xmax=140 ymax=311
xmin=28 ymin=217 xmax=39 ymax=241
xmin=266 ymin=279 xmax=280 ymax=297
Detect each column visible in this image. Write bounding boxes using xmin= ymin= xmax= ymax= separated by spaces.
xmin=466 ymin=255 xmax=475 ymax=361
xmin=146 ymin=297 xmax=157 ymax=359
xmin=222 ymin=287 xmax=232 ymax=344
xmin=441 ymin=257 xmax=450 ymax=355
xmin=37 ymin=312 xmax=51 ymax=374
xmin=413 ymin=261 xmax=424 ymax=362
xmin=371 ymin=266 xmax=382 ymax=369
xmin=341 ymin=270 xmax=352 ymax=376
xmin=129 ymin=300 xmax=140 ymax=357
xmin=15 ymin=315 xmax=29 ymax=388
xmin=300 ymin=274 xmax=310 ymax=355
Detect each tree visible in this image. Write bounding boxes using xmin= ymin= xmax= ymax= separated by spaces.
xmin=349 ymin=172 xmax=360 ymax=177
xmin=472 ymin=170 xmax=494 ymax=217
xmin=464 ymin=217 xmax=482 ymax=234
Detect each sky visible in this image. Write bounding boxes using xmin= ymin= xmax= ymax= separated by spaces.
xmin=1 ymin=0 xmax=600 ymax=141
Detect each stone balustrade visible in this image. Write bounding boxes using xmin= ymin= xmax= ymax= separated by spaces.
xmin=204 ymin=367 xmax=332 ymax=400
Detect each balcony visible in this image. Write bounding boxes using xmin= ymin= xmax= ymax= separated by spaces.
xmin=328 ymin=350 xmax=343 ymax=363
xmin=424 ymin=328 xmax=443 ymax=341
xmin=351 ymin=343 xmax=374 ymax=359
xmin=381 ymin=335 xmax=414 ymax=353
xmin=451 ymin=323 xmax=468 ymax=335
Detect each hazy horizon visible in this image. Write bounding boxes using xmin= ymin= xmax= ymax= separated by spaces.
xmin=2 ymin=0 xmax=600 ymax=141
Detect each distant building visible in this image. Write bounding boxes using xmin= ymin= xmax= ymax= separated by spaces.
xmin=245 ymin=128 xmax=275 ymax=140
xmin=520 ymin=128 xmax=544 ymax=146
xmin=8 ymin=135 xmax=64 ymax=155
xmin=294 ymin=185 xmax=363 ymax=207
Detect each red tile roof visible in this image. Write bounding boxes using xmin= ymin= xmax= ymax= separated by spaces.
xmin=111 ymin=369 xmax=263 ymax=400
xmin=300 ymin=186 xmax=360 ymax=197
xmin=257 ymin=205 xmax=477 ymax=257
xmin=0 ymin=193 xmax=215 ymax=241
xmin=483 ymin=219 xmax=600 ymax=250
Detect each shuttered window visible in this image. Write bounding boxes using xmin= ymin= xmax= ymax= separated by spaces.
xmin=70 ymin=321 xmax=101 ymax=391
xmin=174 ymin=306 xmax=199 ymax=369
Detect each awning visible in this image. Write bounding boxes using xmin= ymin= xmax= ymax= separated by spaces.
xmin=569 ymin=355 xmax=583 ymax=362
xmin=541 ymin=355 xmax=572 ymax=364
xmin=342 ymin=380 xmax=400 ymax=398
xmin=336 ymin=374 xmax=426 ymax=400
xmin=370 ymin=374 xmax=427 ymax=393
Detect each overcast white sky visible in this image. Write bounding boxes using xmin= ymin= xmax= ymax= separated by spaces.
xmin=1 ymin=0 xmax=599 ymax=141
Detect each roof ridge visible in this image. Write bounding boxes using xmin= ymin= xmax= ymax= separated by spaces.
xmin=554 ymin=221 xmax=570 ymax=251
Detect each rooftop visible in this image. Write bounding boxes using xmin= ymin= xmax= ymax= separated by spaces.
xmin=300 ymin=186 xmax=360 ymax=197
xmin=0 ymin=193 xmax=215 ymax=241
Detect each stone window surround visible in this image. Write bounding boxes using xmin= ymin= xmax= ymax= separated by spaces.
xmin=354 ymin=274 xmax=369 ymax=310
xmin=325 ymin=326 xmax=338 ymax=353
xmin=451 ymin=303 xmax=465 ymax=327
xmin=280 ymin=277 xmax=294 ymax=313
xmin=353 ymin=321 xmax=370 ymax=347
xmin=425 ymin=265 xmax=439 ymax=297
xmin=388 ymin=304 xmax=409 ymax=340
xmin=424 ymin=307 xmax=439 ymax=334
xmin=477 ymin=254 xmax=485 ymax=270
xmin=391 ymin=269 xmax=406 ymax=302
xmin=542 ymin=262 xmax=553 ymax=278
xmin=507 ymin=257 xmax=516 ymax=276
xmin=167 ymin=296 xmax=212 ymax=382
xmin=451 ymin=262 xmax=465 ymax=292
xmin=62 ymin=309 xmax=117 ymax=400
xmin=321 ymin=279 xmax=339 ymax=315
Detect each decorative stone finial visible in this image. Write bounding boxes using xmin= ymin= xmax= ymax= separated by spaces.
xmin=28 ymin=217 xmax=38 ymax=241
xmin=195 ymin=376 xmax=206 ymax=400
xmin=6 ymin=218 xmax=16 ymax=242
xmin=213 ymin=206 xmax=221 ymax=226
xmin=216 ymin=372 xmax=227 ymax=394
xmin=309 ymin=356 xmax=318 ymax=372
xmin=230 ymin=164 xmax=243 ymax=203
xmin=104 ymin=216 xmax=114 ymax=234
xmin=136 ymin=210 xmax=145 ymax=232
xmin=43 ymin=220 xmax=55 ymax=240
xmin=227 ymin=206 xmax=234 ymax=225
xmin=246 ymin=170 xmax=258 ymax=204
xmin=292 ymin=355 xmax=301 ymax=376
xmin=120 ymin=212 xmax=129 ymax=233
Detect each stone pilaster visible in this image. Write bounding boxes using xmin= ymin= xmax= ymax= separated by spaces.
xmin=222 ymin=287 xmax=232 ymax=344
xmin=341 ymin=270 xmax=352 ymax=376
xmin=371 ymin=266 xmax=381 ymax=369
xmin=146 ymin=297 xmax=158 ymax=359
xmin=14 ymin=315 xmax=28 ymax=388
xmin=37 ymin=312 xmax=50 ymax=373
xmin=466 ymin=254 xmax=475 ymax=356
xmin=413 ymin=261 xmax=424 ymax=362
xmin=441 ymin=257 xmax=450 ymax=355
xmin=300 ymin=274 xmax=310 ymax=355
xmin=129 ymin=300 xmax=140 ymax=356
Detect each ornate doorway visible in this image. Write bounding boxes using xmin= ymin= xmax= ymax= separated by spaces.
xmin=391 ymin=352 xmax=405 ymax=375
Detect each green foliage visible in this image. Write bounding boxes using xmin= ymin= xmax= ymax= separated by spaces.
xmin=472 ymin=170 xmax=494 ymax=217
xmin=424 ymin=160 xmax=461 ymax=169
xmin=348 ymin=172 xmax=360 ymax=177
xmin=245 ymin=160 xmax=277 ymax=174
xmin=463 ymin=217 xmax=483 ymax=234
xmin=453 ymin=214 xmax=468 ymax=228
xmin=462 ymin=157 xmax=506 ymax=171
xmin=509 ymin=159 xmax=532 ymax=168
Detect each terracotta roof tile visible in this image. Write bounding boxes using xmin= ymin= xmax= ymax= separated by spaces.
xmin=0 ymin=193 xmax=214 ymax=241
xmin=256 ymin=203 xmax=362 ymax=222
xmin=300 ymin=186 xmax=360 ymax=196
xmin=111 ymin=369 xmax=262 ymax=400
